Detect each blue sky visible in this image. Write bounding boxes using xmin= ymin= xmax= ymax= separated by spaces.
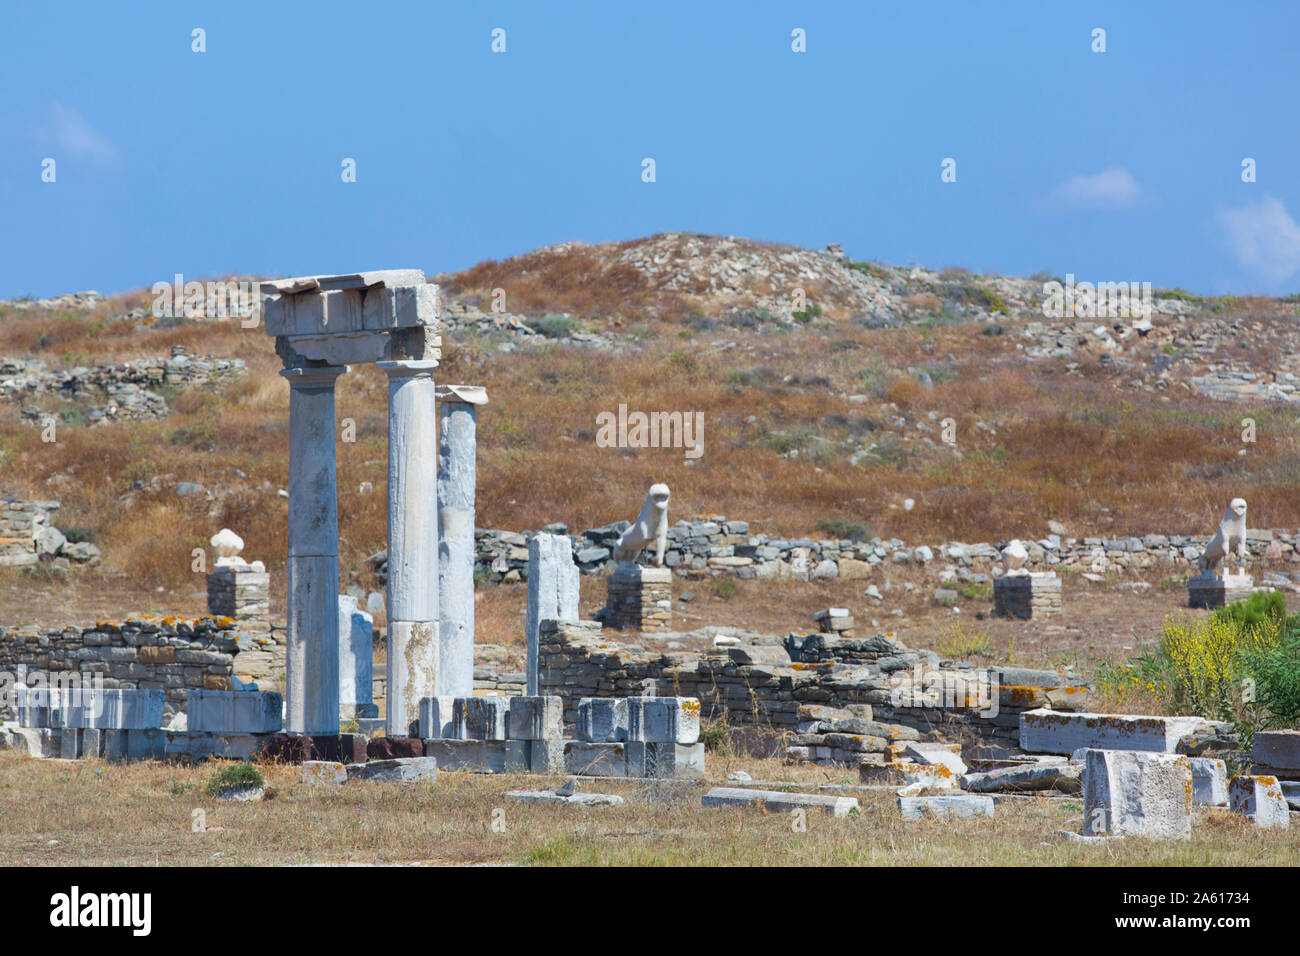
xmin=2 ymin=1 xmax=1298 ymax=299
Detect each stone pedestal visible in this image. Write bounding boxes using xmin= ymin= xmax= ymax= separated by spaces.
xmin=282 ymin=365 xmax=346 ymax=736
xmin=993 ymin=571 xmax=1061 ymax=619
xmin=602 ymin=562 xmax=672 ymax=632
xmin=436 ymin=385 xmax=487 ymax=699
xmin=207 ymin=560 xmax=281 ymax=691
xmin=1187 ymin=571 xmax=1253 ymax=609
xmin=378 ymin=360 xmax=440 ymax=737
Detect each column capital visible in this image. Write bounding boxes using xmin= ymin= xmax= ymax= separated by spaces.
xmin=280 ymin=364 xmax=348 ymax=386
xmin=377 ymin=359 xmax=439 ymax=380
xmin=434 ymin=384 xmax=488 ymax=406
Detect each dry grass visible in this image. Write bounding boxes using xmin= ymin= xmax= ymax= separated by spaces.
xmin=0 ymin=750 xmax=1293 ymax=866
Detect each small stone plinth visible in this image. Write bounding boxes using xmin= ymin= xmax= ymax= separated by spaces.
xmin=993 ymin=572 xmax=1061 ymax=619
xmin=601 ymin=562 xmax=672 ymax=632
xmin=1187 ymin=571 xmax=1253 ymax=610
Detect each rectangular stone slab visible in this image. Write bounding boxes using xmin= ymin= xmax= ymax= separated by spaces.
xmin=1021 ymin=709 xmax=1204 ymax=755
xmin=701 ymin=787 xmax=858 ymax=817
xmin=1229 ymin=774 xmax=1291 ymax=828
xmin=346 ymin=756 xmax=438 ymax=783
xmin=423 ymin=738 xmax=528 ymax=773
xmin=186 ymin=690 xmax=283 ymax=734
xmin=898 ymin=795 xmax=995 ymax=819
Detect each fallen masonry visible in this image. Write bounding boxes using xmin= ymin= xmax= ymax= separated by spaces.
xmin=701 ymin=787 xmax=859 ymax=817
xmin=506 ymin=790 xmax=625 ymax=806
xmin=1228 ymin=774 xmax=1291 ymax=828
xmin=960 ymin=762 xmax=1082 ymax=794
xmin=898 ymin=795 xmax=995 ymax=820
xmin=1082 ymin=749 xmax=1192 ymax=840
xmin=1021 ymin=710 xmax=1206 ymax=755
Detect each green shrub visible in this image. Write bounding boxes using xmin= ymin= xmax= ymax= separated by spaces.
xmin=1213 ymin=590 xmax=1289 ymax=630
xmin=206 ymin=763 xmax=264 ymax=796
xmin=710 ymin=578 xmax=737 ymax=600
xmin=698 ymin=718 xmax=731 ymax=754
xmin=814 ymin=519 xmax=871 ymax=542
xmin=1242 ymin=627 xmax=1300 ymax=727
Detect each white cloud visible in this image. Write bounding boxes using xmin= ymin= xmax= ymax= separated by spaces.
xmin=37 ymin=101 xmax=119 ymax=164
xmin=1047 ymin=166 xmax=1141 ymax=209
xmin=1216 ymin=196 xmax=1300 ymax=285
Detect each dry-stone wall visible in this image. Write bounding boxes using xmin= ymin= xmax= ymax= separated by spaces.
xmin=537 ymin=619 xmax=1090 ymax=748
xmin=370 ymin=518 xmax=1300 ymax=586
xmin=0 ymin=616 xmax=248 ymax=720
xmin=0 ymin=348 xmax=246 ymax=425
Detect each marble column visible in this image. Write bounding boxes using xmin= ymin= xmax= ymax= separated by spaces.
xmin=281 ymin=364 xmax=347 ymax=735
xmin=378 ymin=360 xmax=440 ymax=737
xmin=435 ymin=385 xmax=487 ymax=699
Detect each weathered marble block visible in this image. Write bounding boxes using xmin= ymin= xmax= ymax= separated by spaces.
xmin=625 ymin=697 xmax=701 ymax=744
xmin=1228 ymin=774 xmax=1290 ymax=828
xmin=452 ymin=695 xmax=508 ymax=741
xmin=1186 ymin=571 xmax=1253 ymax=610
xmin=506 ymin=696 xmax=563 ymax=741
xmin=1021 ymin=709 xmax=1204 ymax=755
xmin=576 ymin=698 xmax=629 ymax=742
xmin=1082 ymin=750 xmax=1192 ymax=839
xmin=417 ymin=695 xmax=457 ymax=740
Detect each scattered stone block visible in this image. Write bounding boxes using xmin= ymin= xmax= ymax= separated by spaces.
xmin=506 ymin=790 xmax=625 ymax=806
xmin=186 ymin=690 xmax=283 ymax=734
xmin=1021 ymin=710 xmax=1204 ymax=755
xmin=904 ymin=741 xmax=968 ymax=777
xmin=1280 ymin=780 xmax=1300 ymax=811
xmin=165 ymin=731 xmax=268 ymax=761
xmin=1228 ymin=774 xmax=1290 ymax=828
xmin=302 ymin=761 xmax=347 ymax=785
xmin=1251 ymin=730 xmax=1300 ymax=779
xmin=701 ymin=787 xmax=859 ymax=817
xmin=898 ymin=795 xmax=995 ymax=820
xmin=1083 ymin=750 xmax=1192 ymax=839
xmin=960 ymin=762 xmax=1082 ymax=793
xmin=506 ymin=696 xmax=563 ymax=741
xmin=576 ymin=698 xmax=628 ymax=742
xmin=346 ymin=756 xmax=438 ymax=783
xmin=1189 ymin=757 xmax=1228 ymax=806
xmin=102 ymin=728 xmax=166 ymax=762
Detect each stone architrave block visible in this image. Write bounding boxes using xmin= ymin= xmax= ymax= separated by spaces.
xmin=452 ymin=695 xmax=508 ymax=741
xmin=626 ymin=697 xmax=701 ymax=745
xmin=102 ymin=729 xmax=166 ymax=763
xmin=1082 ymin=750 xmax=1192 ymax=839
xmin=1021 ymin=710 xmax=1204 ymax=755
xmin=1189 ymin=757 xmax=1228 ymax=806
xmin=701 ymin=787 xmax=858 ymax=817
xmin=1228 ymin=774 xmax=1291 ymax=828
xmin=417 ymin=696 xmax=457 ymax=740
xmin=187 ymin=690 xmax=283 ymax=734
xmin=576 ymin=698 xmax=629 ymax=743
xmin=506 ymin=696 xmax=563 ymax=741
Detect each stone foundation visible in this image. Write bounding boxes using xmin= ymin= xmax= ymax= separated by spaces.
xmin=993 ymin=572 xmax=1061 ymax=619
xmin=601 ymin=563 xmax=671 ymax=631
